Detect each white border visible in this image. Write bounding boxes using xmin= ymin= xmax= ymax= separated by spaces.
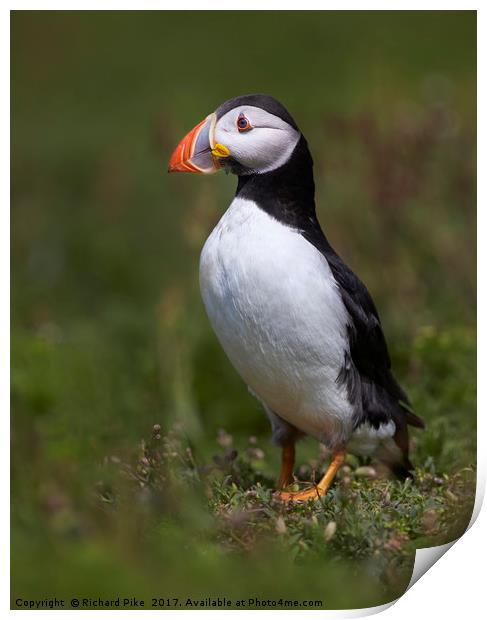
xmin=2 ymin=1 xmax=482 ymax=9
xmin=5 ymin=3 xmax=482 ymax=618
xmin=3 ymin=1 xmax=11 ymax=617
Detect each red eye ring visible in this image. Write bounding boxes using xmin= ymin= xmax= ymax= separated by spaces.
xmin=237 ymin=112 xmax=252 ymax=133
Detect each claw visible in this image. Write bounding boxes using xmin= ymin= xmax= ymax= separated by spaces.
xmin=278 ymin=487 xmax=324 ymax=503
xmin=276 ymin=448 xmax=346 ymax=503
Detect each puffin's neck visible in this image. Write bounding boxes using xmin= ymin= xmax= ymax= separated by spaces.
xmin=234 ymin=135 xmax=317 ymax=229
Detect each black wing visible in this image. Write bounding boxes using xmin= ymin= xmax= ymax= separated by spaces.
xmin=301 ymin=222 xmax=424 ymax=432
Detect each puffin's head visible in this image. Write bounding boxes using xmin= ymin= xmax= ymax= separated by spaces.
xmin=168 ymin=94 xmax=301 ymax=176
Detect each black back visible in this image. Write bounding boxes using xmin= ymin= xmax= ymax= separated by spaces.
xmin=227 ymin=105 xmax=424 ymax=448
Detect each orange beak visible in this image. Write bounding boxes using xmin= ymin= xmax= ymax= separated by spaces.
xmin=168 ymin=113 xmax=219 ymax=174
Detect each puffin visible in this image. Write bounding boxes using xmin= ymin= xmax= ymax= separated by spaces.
xmin=168 ymin=94 xmax=424 ymax=502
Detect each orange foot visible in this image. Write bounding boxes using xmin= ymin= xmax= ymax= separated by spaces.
xmin=277 ymin=448 xmax=346 ymax=503
xmin=278 ymin=486 xmax=325 ymax=503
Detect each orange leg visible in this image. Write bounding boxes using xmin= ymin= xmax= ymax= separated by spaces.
xmin=278 ymin=448 xmax=346 ymax=502
xmin=276 ymin=442 xmax=296 ymax=489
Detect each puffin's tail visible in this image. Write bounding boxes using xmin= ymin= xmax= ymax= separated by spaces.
xmin=390 ymin=402 xmax=425 ymax=480
xmin=404 ymin=408 xmax=426 ymax=429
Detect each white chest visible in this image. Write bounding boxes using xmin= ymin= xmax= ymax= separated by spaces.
xmin=199 ymin=197 xmax=354 ymax=444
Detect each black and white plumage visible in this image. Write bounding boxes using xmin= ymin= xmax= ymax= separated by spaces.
xmin=169 ymin=94 xmax=424 ymax=495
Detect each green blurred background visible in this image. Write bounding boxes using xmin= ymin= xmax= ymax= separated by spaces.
xmin=11 ymin=11 xmax=476 ymax=609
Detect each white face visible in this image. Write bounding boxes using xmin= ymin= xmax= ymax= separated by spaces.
xmin=213 ymin=105 xmax=300 ymax=174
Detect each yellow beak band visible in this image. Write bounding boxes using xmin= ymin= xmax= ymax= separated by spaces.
xmin=211 ymin=143 xmax=231 ymax=158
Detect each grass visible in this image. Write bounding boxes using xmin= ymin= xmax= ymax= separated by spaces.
xmin=11 ymin=10 xmax=476 ymax=611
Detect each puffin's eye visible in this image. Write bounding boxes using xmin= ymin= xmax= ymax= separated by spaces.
xmin=236 ymin=112 xmax=252 ymax=133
